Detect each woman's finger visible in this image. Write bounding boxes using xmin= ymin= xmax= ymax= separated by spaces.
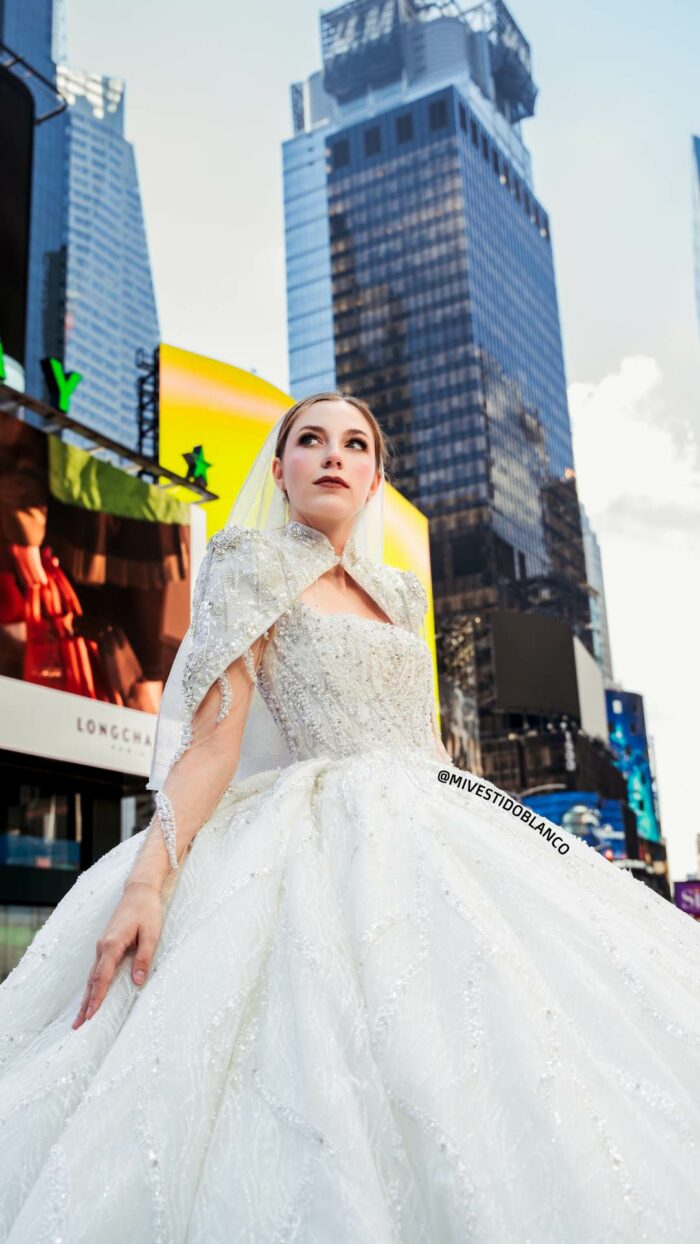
xmin=72 ymin=942 xmax=122 ymax=1025
xmin=71 ymin=893 xmax=161 ymax=1031
xmin=84 ymin=945 xmax=121 ymax=1018
xmin=72 ymin=961 xmax=99 ymax=1029
xmin=131 ymin=929 xmax=159 ymax=986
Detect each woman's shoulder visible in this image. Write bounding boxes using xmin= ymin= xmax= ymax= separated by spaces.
xmin=382 ymin=565 xmax=428 ymax=619
xmin=190 ymin=525 xmax=276 ymax=620
xmin=399 ymin=568 xmax=428 ymax=611
xmin=201 ymin=527 xmax=429 ymax=623
xmin=205 ymin=524 xmax=267 ymax=558
xmin=397 ymin=569 xmax=429 ymax=630
xmin=356 ymin=560 xmax=428 ymax=632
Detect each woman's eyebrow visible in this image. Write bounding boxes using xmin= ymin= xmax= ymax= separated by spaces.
xmin=297 ymin=424 xmax=369 ymax=436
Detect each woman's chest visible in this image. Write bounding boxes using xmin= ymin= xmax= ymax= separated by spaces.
xmin=254 ymin=601 xmax=436 ymax=757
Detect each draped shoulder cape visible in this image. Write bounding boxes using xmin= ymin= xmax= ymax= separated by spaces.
xmin=147 ymin=519 xmax=429 ymax=791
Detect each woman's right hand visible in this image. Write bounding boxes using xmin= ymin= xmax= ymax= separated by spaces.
xmin=72 ymin=881 xmax=164 ymax=1029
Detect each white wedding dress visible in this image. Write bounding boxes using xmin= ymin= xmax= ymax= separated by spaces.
xmin=1 ymin=533 xmax=700 ymax=1242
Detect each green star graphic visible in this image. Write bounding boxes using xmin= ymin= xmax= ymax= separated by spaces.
xmin=183 ymin=445 xmax=213 ymax=487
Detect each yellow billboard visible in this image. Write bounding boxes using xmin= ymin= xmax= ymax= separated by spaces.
xmin=158 ymin=341 xmax=438 ymax=680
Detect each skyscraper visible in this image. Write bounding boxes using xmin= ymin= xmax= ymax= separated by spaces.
xmin=283 ymin=1 xmax=595 ymax=785
xmin=579 ymin=502 xmax=613 ymax=684
xmin=56 ymin=65 xmax=159 ymax=451
xmin=0 ymin=0 xmax=159 ymax=452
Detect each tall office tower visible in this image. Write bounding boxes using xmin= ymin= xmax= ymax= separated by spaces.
xmin=56 ymin=66 xmax=159 ymax=452
xmin=0 ymin=0 xmax=69 ymax=402
xmin=284 ymin=1 xmax=595 ymax=784
xmin=693 ymin=135 xmax=700 ymax=334
xmin=579 ymin=502 xmax=613 ymax=685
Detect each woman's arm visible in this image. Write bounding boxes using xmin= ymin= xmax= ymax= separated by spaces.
xmin=73 ymin=632 xmax=271 ymax=1028
xmin=125 ymin=631 xmax=269 ymax=893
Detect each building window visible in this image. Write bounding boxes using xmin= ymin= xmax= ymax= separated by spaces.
xmin=451 ymin=530 xmax=487 ymax=577
xmin=503 ymin=162 xmax=510 ymax=187
xmin=513 ymin=176 xmax=521 ymax=203
xmin=331 ymin=138 xmax=350 ymax=170
xmin=459 ymin=102 xmax=467 ymax=132
xmin=396 ymin=113 xmax=414 ymax=143
xmin=492 ymin=146 xmax=500 ymax=175
xmin=364 ymin=126 xmax=381 ymax=157
xmin=428 ymin=98 xmax=448 ymax=131
xmin=470 ymin=118 xmax=479 ymax=147
xmin=524 ymin=188 xmax=531 ymax=215
xmin=481 ymin=132 xmax=490 ymax=161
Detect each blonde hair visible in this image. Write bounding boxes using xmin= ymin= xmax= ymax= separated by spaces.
xmin=274 ymin=392 xmax=394 ymax=483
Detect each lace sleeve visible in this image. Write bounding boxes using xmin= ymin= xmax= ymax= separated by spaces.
xmin=181 ymin=526 xmax=291 ymax=721
xmin=126 ymin=633 xmax=269 ymax=891
xmin=399 ymin=569 xmax=429 ymax=639
xmin=148 ymin=524 xmax=328 ymax=791
xmin=429 ymin=695 xmax=453 ymax=766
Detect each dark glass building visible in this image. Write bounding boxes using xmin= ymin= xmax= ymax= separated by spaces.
xmin=284 ymin=1 xmax=595 ymax=788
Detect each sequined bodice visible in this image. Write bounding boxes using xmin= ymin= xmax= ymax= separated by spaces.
xmin=255 ymin=597 xmax=438 ymax=764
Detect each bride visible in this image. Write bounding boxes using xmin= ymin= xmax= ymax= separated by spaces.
xmin=1 ymin=392 xmax=699 ymax=1243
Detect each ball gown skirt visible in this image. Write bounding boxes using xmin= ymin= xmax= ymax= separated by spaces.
xmin=0 ymin=742 xmax=699 ymax=1243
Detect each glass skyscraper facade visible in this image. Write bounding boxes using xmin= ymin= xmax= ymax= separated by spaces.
xmin=56 ymin=66 xmax=160 ymax=452
xmin=284 ymin=127 xmax=336 ymax=394
xmin=580 ymin=501 xmax=613 ymax=684
xmin=1 ymin=0 xmax=159 ymax=452
xmin=283 ymin=1 xmax=594 ymax=780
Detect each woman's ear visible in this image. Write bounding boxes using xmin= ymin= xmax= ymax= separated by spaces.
xmin=366 ymin=469 xmax=383 ymax=502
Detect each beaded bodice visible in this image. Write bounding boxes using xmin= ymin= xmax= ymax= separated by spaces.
xmin=255 ymin=596 xmax=438 ymax=764
xmin=149 ymin=515 xmax=435 ymax=793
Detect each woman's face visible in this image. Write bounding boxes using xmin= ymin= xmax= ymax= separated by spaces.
xmin=273 ymin=401 xmax=381 ymax=528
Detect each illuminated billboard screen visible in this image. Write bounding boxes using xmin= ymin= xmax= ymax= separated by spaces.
xmin=157 ymin=340 xmax=438 ymax=661
xmin=0 ymin=406 xmax=195 ymax=785
xmin=606 ymin=690 xmax=661 ymax=843
xmin=674 ymin=880 xmax=700 ymax=921
xmin=521 ymin=789 xmax=631 ymax=860
xmin=157 ymin=343 xmax=433 ymax=588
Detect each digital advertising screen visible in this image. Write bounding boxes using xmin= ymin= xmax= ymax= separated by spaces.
xmin=0 ymin=405 xmax=195 ymax=781
xmin=521 ymin=789 xmax=630 ymax=860
xmin=673 ymin=879 xmax=700 ymax=920
xmin=606 ymin=689 xmax=662 ymax=843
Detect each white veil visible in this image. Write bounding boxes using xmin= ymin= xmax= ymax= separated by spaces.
xmin=147 ymin=405 xmax=387 ymax=791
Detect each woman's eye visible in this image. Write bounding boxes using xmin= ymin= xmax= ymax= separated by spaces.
xmin=298 ymin=432 xmax=368 ymax=450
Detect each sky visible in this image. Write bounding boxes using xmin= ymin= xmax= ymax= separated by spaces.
xmin=64 ymin=0 xmax=700 ymax=879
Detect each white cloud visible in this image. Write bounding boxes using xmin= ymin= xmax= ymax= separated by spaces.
xmin=568 ymin=356 xmax=700 ymax=882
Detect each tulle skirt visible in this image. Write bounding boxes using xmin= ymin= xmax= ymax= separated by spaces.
xmin=1 ymin=748 xmax=699 ymax=1242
